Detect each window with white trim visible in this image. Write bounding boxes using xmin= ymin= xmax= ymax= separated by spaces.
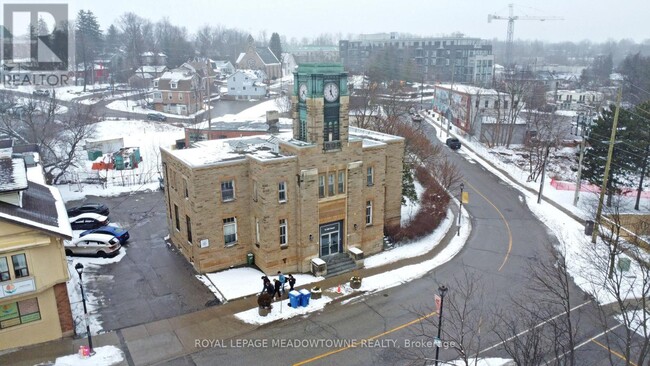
xmin=221 ymin=180 xmax=235 ymax=201
xmin=153 ymin=81 xmax=159 ymax=88
xmin=278 ymin=181 xmax=286 ymax=202
xmin=223 ymin=217 xmax=237 ymax=246
xmin=338 ymin=171 xmax=345 ymax=194
xmin=367 ymin=166 xmax=374 ymax=186
xmin=170 ymin=82 xmax=178 ymax=89
xmin=328 ymin=173 xmax=335 ymax=196
xmin=279 ymin=218 xmax=287 ymax=246
xmin=366 ymin=200 xmax=373 ymax=225
xmin=179 ymin=92 xmax=183 ymax=100
xmin=318 ymin=175 xmax=325 ymax=198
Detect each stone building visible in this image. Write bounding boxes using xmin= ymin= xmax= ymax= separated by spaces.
xmin=160 ymin=64 xmax=404 ymax=275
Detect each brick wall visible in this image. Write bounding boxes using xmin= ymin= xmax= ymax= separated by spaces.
xmin=53 ymin=282 xmax=74 ymax=336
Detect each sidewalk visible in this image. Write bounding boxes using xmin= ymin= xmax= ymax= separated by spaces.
xmin=0 ymin=211 xmax=461 ymax=366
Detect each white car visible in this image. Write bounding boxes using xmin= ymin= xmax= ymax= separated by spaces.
xmin=69 ymin=213 xmax=109 ymax=231
xmin=64 ymin=233 xmax=121 ymax=257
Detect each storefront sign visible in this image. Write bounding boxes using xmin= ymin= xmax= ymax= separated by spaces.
xmin=0 ymin=278 xmax=36 ymax=299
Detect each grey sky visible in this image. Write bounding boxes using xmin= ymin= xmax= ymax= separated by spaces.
xmin=14 ymin=0 xmax=650 ymax=43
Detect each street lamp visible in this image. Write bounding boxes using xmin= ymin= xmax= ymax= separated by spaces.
xmin=75 ymin=263 xmax=95 ymax=356
xmin=434 ymin=285 xmax=448 ymax=366
xmin=457 ymin=183 xmax=464 ymax=236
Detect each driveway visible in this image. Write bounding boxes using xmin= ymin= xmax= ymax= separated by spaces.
xmin=66 ymin=190 xmax=217 ymax=331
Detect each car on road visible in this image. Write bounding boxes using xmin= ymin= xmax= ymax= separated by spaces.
xmin=412 ymin=114 xmax=424 ymax=122
xmin=69 ymin=213 xmax=109 ymax=231
xmin=80 ymin=226 xmax=130 ymax=245
xmin=147 ymin=113 xmax=167 ymax=121
xmin=67 ymin=202 xmax=109 ymax=217
xmin=32 ymin=89 xmax=50 ymax=97
xmin=65 ymin=233 xmax=121 ymax=257
xmin=446 ymin=137 xmax=462 ymax=150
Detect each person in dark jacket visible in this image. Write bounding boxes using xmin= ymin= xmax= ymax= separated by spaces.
xmin=261 ymin=275 xmax=270 ymax=293
xmin=273 ymin=279 xmax=282 ymax=300
xmin=287 ymin=274 xmax=296 ymax=291
xmin=265 ymin=281 xmax=275 ymax=296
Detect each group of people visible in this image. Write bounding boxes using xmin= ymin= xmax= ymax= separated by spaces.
xmin=261 ymin=271 xmax=296 ymax=300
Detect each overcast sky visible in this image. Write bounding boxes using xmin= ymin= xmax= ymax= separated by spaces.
xmin=7 ymin=0 xmax=649 ymax=43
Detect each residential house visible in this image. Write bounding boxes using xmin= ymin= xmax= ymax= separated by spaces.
xmin=152 ymin=66 xmax=203 ymax=115
xmin=129 ymin=65 xmax=168 ymax=89
xmin=547 ymin=89 xmax=604 ymax=111
xmin=160 ymin=63 xmax=404 ymax=275
xmin=210 ymin=60 xmax=235 ymax=78
xmin=0 ymin=139 xmax=74 ymax=351
xmin=235 ymin=37 xmax=281 ymax=80
xmin=186 ymin=59 xmax=219 ymax=98
xmin=140 ymin=52 xmax=167 ymax=66
xmin=281 ymin=53 xmax=298 ymax=80
xmin=225 ymin=70 xmax=267 ymax=100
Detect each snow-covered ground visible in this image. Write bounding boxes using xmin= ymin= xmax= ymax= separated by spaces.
xmin=53 ymin=345 xmax=124 ymax=366
xmin=106 ymin=100 xmax=214 ymax=119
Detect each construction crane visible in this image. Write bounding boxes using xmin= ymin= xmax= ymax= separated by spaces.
xmin=488 ymin=3 xmax=563 ymax=69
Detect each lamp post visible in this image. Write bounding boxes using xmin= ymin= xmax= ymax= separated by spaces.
xmin=75 ymin=263 xmax=95 ymax=356
xmin=458 ymin=183 xmax=464 ymax=236
xmin=434 ymin=285 xmax=448 ymax=366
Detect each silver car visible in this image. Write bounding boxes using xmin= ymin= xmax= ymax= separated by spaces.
xmin=65 ymin=233 xmax=121 ymax=257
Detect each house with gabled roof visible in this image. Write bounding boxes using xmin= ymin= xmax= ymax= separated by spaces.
xmin=236 ymin=37 xmax=281 ymax=80
xmin=225 ymin=69 xmax=268 ymax=100
xmin=0 ymin=139 xmax=74 ymax=351
xmin=152 ymin=65 xmax=203 ymax=115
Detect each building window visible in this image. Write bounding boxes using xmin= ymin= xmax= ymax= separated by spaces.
xmin=328 ymin=173 xmax=335 ymax=196
xmin=153 ymin=81 xmax=159 ymax=88
xmin=179 ymin=92 xmax=183 ymax=100
xmin=183 ymin=178 xmax=188 ymax=198
xmin=0 ymin=298 xmax=41 ymax=330
xmin=318 ymin=175 xmax=325 ymax=198
xmin=366 ymin=200 xmax=373 ymax=225
xmin=186 ymin=216 xmax=192 ymax=244
xmin=338 ymin=171 xmax=345 ymax=194
xmin=253 ymin=180 xmax=258 ymax=202
xmin=255 ymin=218 xmax=260 ymax=243
xmin=11 ymin=254 xmax=29 ymax=278
xmin=170 ymin=82 xmax=178 ymax=89
xmin=223 ymin=217 xmax=238 ymax=246
xmin=221 ymin=180 xmax=235 ymax=201
xmin=168 ymin=92 xmax=173 ymax=100
xmin=504 ymin=100 xmax=509 ymax=109
xmin=278 ymin=181 xmax=287 ymax=202
xmin=484 ymin=100 xmax=489 ymax=108
xmin=367 ymin=166 xmax=374 ymax=186
xmin=154 ymin=92 xmax=162 ymax=99
xmin=279 ymin=218 xmax=287 ymax=246
xmin=0 ymin=257 xmax=10 ymax=282
xmin=174 ymin=204 xmax=180 ymax=231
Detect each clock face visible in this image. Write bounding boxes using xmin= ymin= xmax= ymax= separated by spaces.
xmin=324 ymin=82 xmax=339 ymax=102
xmin=299 ymin=83 xmax=308 ymax=101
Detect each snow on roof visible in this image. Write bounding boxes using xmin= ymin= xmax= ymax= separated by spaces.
xmin=481 ymin=115 xmax=528 ymax=125
xmin=158 ymin=70 xmax=194 ymax=82
xmin=349 ymin=126 xmax=404 ymax=143
xmin=141 ymin=52 xmax=154 ymax=56
xmin=437 ymin=84 xmax=498 ymax=95
xmin=236 ymin=53 xmax=246 ymax=64
xmin=0 ymin=158 xmax=28 ymax=192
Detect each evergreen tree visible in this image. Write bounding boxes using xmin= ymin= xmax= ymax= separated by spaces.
xmin=402 ymin=164 xmax=417 ymax=205
xmin=104 ymin=24 xmax=121 ymax=54
xmin=75 ymin=10 xmax=103 ymax=91
xmin=269 ymin=32 xmax=282 ymax=62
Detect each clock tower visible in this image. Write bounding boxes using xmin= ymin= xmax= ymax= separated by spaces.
xmin=293 ymin=63 xmax=349 ymax=151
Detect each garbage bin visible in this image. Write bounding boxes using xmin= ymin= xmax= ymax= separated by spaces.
xmin=289 ymin=290 xmax=301 ymax=308
xmin=246 ymin=253 xmax=254 ymax=265
xmin=585 ymin=220 xmax=594 ymax=236
xmin=300 ymin=289 xmax=311 ymax=307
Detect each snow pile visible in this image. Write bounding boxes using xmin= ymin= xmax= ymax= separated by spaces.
xmin=54 ymin=345 xmax=124 ymax=366
xmin=234 ymin=296 xmax=332 ymax=325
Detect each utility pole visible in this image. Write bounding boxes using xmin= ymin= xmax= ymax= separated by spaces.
xmin=537 ymin=144 xmax=550 ymax=204
xmin=206 ymin=58 xmax=212 ymax=131
xmin=573 ymin=112 xmax=588 ymax=206
xmin=591 ymin=88 xmax=622 ymax=244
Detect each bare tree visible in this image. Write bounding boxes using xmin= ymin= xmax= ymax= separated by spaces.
xmin=524 ymin=110 xmax=568 ymax=182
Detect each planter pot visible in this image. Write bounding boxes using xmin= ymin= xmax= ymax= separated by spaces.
xmin=311 ymin=289 xmax=322 ymax=300
xmin=350 ymin=280 xmax=362 ymax=289
xmin=258 ymin=306 xmax=271 ymax=317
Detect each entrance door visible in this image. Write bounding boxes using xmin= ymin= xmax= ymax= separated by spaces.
xmin=320 ymin=221 xmax=342 ymax=257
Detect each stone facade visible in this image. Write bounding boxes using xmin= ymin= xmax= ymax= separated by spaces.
xmin=161 ymin=63 xmax=404 ymax=275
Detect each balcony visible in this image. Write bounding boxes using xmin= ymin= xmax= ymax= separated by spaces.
xmin=323 ymin=140 xmax=341 ymax=151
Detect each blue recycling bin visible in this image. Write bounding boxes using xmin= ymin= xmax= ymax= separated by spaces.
xmin=289 ymin=290 xmax=301 ymax=308
xmin=300 ymin=289 xmax=311 ymax=307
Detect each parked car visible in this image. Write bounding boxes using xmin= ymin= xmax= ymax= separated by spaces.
xmin=69 ymin=213 xmax=109 ymax=231
xmin=65 ymin=233 xmax=121 ymax=257
xmin=80 ymin=226 xmax=130 ymax=245
xmin=446 ymin=137 xmax=462 ymax=150
xmin=67 ymin=202 xmax=109 ymax=217
xmin=147 ymin=113 xmax=167 ymax=121
xmin=32 ymin=89 xmax=50 ymax=97
xmin=412 ymin=114 xmax=424 ymax=122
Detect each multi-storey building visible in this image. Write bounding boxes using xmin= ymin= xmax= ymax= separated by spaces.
xmin=0 ymin=140 xmax=73 ymax=351
xmin=152 ymin=64 xmax=203 ymax=115
xmin=160 ymin=64 xmax=404 ymax=275
xmin=339 ymin=33 xmax=494 ymax=85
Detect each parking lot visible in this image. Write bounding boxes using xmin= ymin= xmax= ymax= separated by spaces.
xmin=66 ymin=190 xmax=217 ymax=331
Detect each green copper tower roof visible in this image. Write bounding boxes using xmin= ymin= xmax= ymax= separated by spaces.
xmin=296 ymin=63 xmax=345 ymax=74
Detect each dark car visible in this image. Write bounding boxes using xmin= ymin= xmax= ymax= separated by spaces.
xmin=67 ymin=203 xmax=109 ymax=217
xmin=147 ymin=113 xmax=167 ymax=121
xmin=446 ymin=138 xmax=462 ymax=150
xmin=69 ymin=213 xmax=109 ymax=231
xmin=412 ymin=114 xmax=424 ymax=122
xmin=80 ymin=225 xmax=130 ymax=245
xmin=32 ymin=89 xmax=50 ymax=97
